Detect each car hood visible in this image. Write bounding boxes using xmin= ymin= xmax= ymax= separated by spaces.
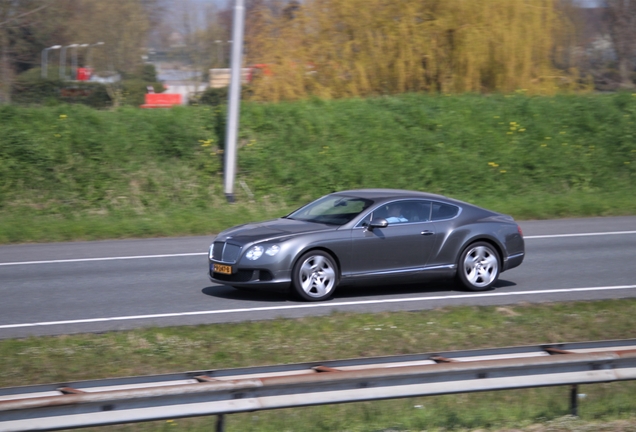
xmin=215 ymin=218 xmax=336 ymax=244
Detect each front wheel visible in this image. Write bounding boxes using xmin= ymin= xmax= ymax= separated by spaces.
xmin=292 ymin=251 xmax=339 ymax=301
xmin=457 ymin=242 xmax=500 ymax=291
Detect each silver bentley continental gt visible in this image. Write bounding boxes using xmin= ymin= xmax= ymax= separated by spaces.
xmin=209 ymin=189 xmax=525 ymax=301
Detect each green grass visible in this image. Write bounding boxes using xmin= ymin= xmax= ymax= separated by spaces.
xmin=1 ymin=92 xmax=635 ymax=243
xmin=2 ymin=300 xmax=636 ymax=431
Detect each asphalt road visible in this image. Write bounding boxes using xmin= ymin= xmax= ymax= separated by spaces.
xmin=0 ymin=216 xmax=635 ymax=339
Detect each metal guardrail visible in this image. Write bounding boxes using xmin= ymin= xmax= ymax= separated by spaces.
xmin=1 ymin=339 xmax=636 ymax=432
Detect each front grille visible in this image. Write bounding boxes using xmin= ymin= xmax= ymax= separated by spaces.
xmin=212 ymin=242 xmax=224 ymax=260
xmin=212 ymin=242 xmax=242 ymax=263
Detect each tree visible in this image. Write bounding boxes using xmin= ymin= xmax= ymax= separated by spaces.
xmin=0 ymin=0 xmax=53 ymax=103
xmin=0 ymin=0 xmax=158 ymax=105
xmin=68 ymin=0 xmax=151 ymax=75
xmin=246 ymin=0 xmax=582 ymax=101
xmin=604 ymin=0 xmax=636 ymax=87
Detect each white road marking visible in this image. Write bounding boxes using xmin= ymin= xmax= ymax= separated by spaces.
xmin=1 ymin=285 xmax=635 ymax=330
xmin=0 ymin=253 xmax=207 ymax=266
xmin=524 ymin=230 xmax=636 ymax=239
xmin=0 ymin=230 xmax=634 ymax=267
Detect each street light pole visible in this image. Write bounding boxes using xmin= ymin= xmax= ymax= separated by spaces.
xmin=41 ymin=45 xmax=61 ymax=79
xmin=223 ymin=0 xmax=245 ymax=203
xmin=59 ymin=44 xmax=78 ymax=81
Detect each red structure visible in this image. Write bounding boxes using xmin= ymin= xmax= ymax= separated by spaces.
xmin=140 ymin=93 xmax=182 ymax=108
xmin=76 ymin=67 xmax=93 ymax=81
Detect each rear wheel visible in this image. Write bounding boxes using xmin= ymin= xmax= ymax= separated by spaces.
xmin=457 ymin=242 xmax=500 ymax=291
xmin=292 ymin=251 xmax=339 ymax=301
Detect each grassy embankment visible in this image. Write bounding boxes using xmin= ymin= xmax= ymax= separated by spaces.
xmin=1 ymin=300 xmax=636 ymax=431
xmin=0 ymin=92 xmax=635 ymax=244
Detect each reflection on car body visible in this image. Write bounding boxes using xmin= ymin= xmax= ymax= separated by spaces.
xmin=209 ymin=189 xmax=525 ymax=301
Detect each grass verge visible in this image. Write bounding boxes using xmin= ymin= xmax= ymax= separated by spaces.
xmin=2 ymin=299 xmax=636 ymax=431
xmin=1 ymin=92 xmax=635 ymax=243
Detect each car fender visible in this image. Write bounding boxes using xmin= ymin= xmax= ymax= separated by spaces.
xmin=429 ymin=222 xmax=509 ymax=268
xmin=240 ymin=232 xmax=349 ymax=276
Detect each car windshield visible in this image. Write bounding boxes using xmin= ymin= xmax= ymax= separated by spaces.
xmin=286 ymin=195 xmax=373 ymax=225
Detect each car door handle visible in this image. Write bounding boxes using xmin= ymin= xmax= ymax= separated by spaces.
xmin=420 ymin=230 xmax=434 ymax=236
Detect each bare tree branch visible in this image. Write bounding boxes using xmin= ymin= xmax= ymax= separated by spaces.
xmin=604 ymin=0 xmax=636 ymax=87
xmin=0 ymin=3 xmax=51 ymax=28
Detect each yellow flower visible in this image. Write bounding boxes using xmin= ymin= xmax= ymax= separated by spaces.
xmin=541 ymin=144 xmax=547 ymax=147
xmin=59 ymin=114 xmax=67 ymax=119
xmin=488 ymin=162 xmax=499 ymax=167
xmin=545 ymin=137 xmax=551 ymax=140
xmin=519 ymin=128 xmax=526 ymax=132
xmin=500 ymin=170 xmax=507 ymax=173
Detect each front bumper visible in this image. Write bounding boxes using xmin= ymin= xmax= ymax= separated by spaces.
xmin=209 ymin=261 xmax=292 ymax=292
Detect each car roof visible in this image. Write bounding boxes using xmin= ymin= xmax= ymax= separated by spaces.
xmin=331 ymin=189 xmax=497 ymax=215
xmin=332 ymin=189 xmax=450 ymax=201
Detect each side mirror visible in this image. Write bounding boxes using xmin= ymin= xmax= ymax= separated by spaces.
xmin=367 ymin=218 xmax=389 ymax=229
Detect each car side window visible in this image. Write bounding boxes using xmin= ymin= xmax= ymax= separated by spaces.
xmin=359 ymin=200 xmax=432 ymax=227
xmin=431 ymin=202 xmax=459 ymax=220
xmin=407 ymin=201 xmax=432 ymax=222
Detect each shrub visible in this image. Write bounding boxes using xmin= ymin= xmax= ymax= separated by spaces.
xmin=12 ymin=72 xmax=112 ymax=108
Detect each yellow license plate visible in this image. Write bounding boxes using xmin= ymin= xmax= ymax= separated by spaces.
xmin=213 ymin=264 xmax=232 ymax=275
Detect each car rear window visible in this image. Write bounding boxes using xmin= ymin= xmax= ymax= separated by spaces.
xmin=431 ymin=202 xmax=459 ymax=220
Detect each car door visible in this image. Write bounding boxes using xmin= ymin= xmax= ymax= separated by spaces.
xmin=347 ymin=200 xmax=436 ymax=276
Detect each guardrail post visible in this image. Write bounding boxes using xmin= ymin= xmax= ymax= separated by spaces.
xmin=569 ymin=384 xmax=578 ymax=417
xmin=216 ymin=414 xmax=225 ymax=432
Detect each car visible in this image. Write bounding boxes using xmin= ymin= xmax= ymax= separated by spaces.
xmin=208 ymin=189 xmax=525 ymax=301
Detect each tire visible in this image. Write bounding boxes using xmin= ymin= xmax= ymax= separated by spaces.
xmin=292 ymin=251 xmax=339 ymax=301
xmin=457 ymin=242 xmax=500 ymax=291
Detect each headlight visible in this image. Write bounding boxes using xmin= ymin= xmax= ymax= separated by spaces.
xmin=245 ymin=244 xmax=280 ymax=261
xmin=245 ymin=245 xmax=264 ymax=261
xmin=265 ymin=245 xmax=280 ymax=256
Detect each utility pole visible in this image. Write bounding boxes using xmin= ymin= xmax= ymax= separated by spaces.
xmin=223 ymin=0 xmax=245 ymax=203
